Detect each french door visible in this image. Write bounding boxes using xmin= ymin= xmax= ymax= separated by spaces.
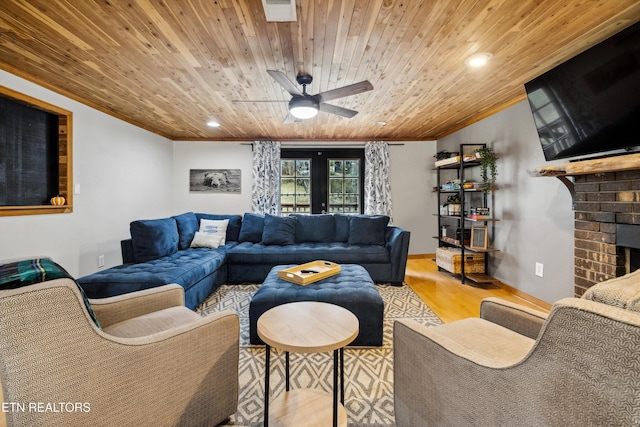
xmin=280 ymin=149 xmax=364 ymax=214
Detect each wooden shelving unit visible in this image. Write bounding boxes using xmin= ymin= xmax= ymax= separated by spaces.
xmin=435 ymin=143 xmax=499 ymax=285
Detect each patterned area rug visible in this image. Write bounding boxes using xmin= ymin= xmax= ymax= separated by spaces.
xmin=196 ymin=284 xmax=442 ymax=426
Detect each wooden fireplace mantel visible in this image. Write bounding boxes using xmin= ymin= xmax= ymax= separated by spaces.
xmin=530 ymin=152 xmax=640 ymax=177
xmin=530 ymin=153 xmax=640 ymax=209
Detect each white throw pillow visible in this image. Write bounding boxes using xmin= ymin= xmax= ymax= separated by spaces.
xmin=190 ymin=231 xmax=223 ymax=249
xmin=199 ymin=219 xmax=229 ymax=245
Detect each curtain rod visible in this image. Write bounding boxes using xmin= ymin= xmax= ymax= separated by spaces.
xmin=240 ymin=142 xmax=405 ymax=146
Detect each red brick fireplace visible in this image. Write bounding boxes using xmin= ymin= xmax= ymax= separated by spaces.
xmin=574 ymin=170 xmax=640 ymax=297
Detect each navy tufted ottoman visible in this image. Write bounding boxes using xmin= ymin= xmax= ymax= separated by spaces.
xmin=249 ymin=264 xmax=384 ymax=346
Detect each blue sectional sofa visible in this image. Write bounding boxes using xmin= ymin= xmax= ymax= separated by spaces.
xmin=77 ymin=212 xmax=411 ymax=309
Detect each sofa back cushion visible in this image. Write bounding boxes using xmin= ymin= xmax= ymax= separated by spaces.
xmin=172 ymin=212 xmax=199 ymax=250
xmin=130 ymin=218 xmax=179 ymax=263
xmin=262 ymin=214 xmax=297 ymax=245
xmin=348 ymin=215 xmax=390 ymax=245
xmin=291 ymin=214 xmax=335 ymax=242
xmin=239 ymin=213 xmax=265 ymax=243
xmin=196 ymin=214 xmax=242 ymax=242
xmin=334 ymin=214 xmax=351 ymax=242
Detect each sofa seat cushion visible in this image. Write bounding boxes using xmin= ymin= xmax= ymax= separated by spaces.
xmin=227 ymin=242 xmax=390 ymax=265
xmin=78 ymin=245 xmax=234 ymax=298
xmin=103 ymin=306 xmax=201 ymax=338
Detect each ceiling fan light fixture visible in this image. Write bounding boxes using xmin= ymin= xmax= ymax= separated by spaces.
xmin=289 ymin=98 xmax=319 ymax=119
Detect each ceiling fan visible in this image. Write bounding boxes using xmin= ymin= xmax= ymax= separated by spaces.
xmin=234 ymin=70 xmax=373 ymax=123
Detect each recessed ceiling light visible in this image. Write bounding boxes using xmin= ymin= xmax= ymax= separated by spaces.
xmin=375 ymin=121 xmax=387 ymax=126
xmin=207 ymin=121 xmax=221 ymax=127
xmin=464 ymin=52 xmax=493 ymax=68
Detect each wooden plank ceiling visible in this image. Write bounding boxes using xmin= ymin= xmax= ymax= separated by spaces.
xmin=0 ymin=0 xmax=638 ymax=141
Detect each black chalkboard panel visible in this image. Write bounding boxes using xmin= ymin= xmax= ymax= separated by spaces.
xmin=0 ymin=94 xmax=59 ymax=206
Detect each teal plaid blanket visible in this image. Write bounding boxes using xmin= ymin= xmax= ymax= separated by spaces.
xmin=0 ymin=258 xmax=101 ymax=328
xmin=0 ymin=258 xmax=73 ymax=289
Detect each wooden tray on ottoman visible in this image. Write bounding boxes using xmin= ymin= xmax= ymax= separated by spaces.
xmin=277 ymin=260 xmax=341 ymax=285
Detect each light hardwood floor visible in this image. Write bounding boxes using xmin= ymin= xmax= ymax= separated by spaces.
xmin=405 ymin=254 xmax=552 ymax=322
xmin=0 ymin=255 xmax=551 ymax=427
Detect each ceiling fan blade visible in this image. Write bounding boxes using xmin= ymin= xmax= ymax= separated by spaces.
xmin=231 ymin=99 xmax=288 ymax=103
xmin=319 ymin=103 xmax=359 ymax=118
xmin=267 ymin=70 xmax=303 ymax=97
xmin=317 ymin=80 xmax=373 ymax=103
xmin=283 ymin=113 xmax=303 ymax=124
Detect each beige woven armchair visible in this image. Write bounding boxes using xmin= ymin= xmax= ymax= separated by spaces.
xmin=0 ymin=278 xmax=239 ymax=427
xmin=394 ymin=273 xmax=640 ymax=427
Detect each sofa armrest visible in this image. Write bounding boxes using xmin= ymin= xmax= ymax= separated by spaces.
xmin=89 ymin=284 xmax=185 ymax=328
xmin=393 ymin=318 xmax=535 ymax=426
xmin=385 ymin=226 xmax=411 ymax=284
xmin=480 ymin=297 xmax=548 ymax=339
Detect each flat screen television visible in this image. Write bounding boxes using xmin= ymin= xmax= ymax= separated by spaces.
xmin=525 ymin=20 xmax=640 ymax=161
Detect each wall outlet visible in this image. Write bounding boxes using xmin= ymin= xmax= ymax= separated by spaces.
xmin=98 ymin=255 xmax=105 ymax=268
xmin=535 ymin=262 xmax=544 ymax=277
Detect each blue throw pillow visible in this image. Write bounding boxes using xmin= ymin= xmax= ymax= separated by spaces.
xmin=0 ymin=258 xmax=101 ymax=329
xmin=291 ymin=214 xmax=335 ymax=242
xmin=239 ymin=212 xmax=265 ymax=243
xmin=130 ymin=218 xmax=179 ymax=263
xmin=348 ymin=215 xmax=390 ymax=245
xmin=172 ymin=212 xmax=199 ymax=250
xmin=262 ymin=214 xmax=297 ymax=245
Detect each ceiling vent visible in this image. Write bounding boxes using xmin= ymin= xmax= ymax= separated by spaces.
xmin=261 ymin=0 xmax=297 ymax=22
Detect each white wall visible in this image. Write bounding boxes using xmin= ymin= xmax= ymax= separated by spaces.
xmin=0 ymin=71 xmax=174 ymax=277
xmin=438 ymin=101 xmax=574 ymax=302
xmin=388 ymin=142 xmax=439 ymax=254
xmin=171 ymin=142 xmax=254 ymax=214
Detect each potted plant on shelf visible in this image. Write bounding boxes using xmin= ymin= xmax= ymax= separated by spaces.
xmin=474 ymin=146 xmax=498 ymax=192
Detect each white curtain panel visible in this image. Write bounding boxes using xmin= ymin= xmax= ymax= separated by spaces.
xmin=364 ymin=141 xmax=393 ymax=220
xmin=251 ymin=141 xmax=281 ymax=215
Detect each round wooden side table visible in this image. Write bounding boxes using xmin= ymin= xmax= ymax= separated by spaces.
xmin=257 ymin=301 xmax=359 ymax=427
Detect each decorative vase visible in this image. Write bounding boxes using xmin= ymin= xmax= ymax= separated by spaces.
xmin=50 ymin=195 xmax=65 ymax=206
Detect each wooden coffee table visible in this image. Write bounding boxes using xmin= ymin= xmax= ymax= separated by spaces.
xmin=258 ymin=301 xmax=359 ymax=427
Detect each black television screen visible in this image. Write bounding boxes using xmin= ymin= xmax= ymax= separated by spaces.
xmin=525 ymin=20 xmax=640 ymax=161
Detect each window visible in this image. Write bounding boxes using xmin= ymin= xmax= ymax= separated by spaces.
xmin=0 ymin=86 xmax=72 ymax=216
xmin=281 ymin=158 xmax=311 ymax=213
xmin=280 ymin=149 xmax=364 ymax=214
xmin=328 ymin=159 xmax=361 ymax=213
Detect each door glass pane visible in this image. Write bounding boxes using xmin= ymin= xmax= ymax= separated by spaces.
xmin=280 ymin=159 xmax=311 ymax=213
xmin=281 ymin=160 xmax=295 ymax=177
xmin=328 ymin=159 xmax=360 ymax=213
